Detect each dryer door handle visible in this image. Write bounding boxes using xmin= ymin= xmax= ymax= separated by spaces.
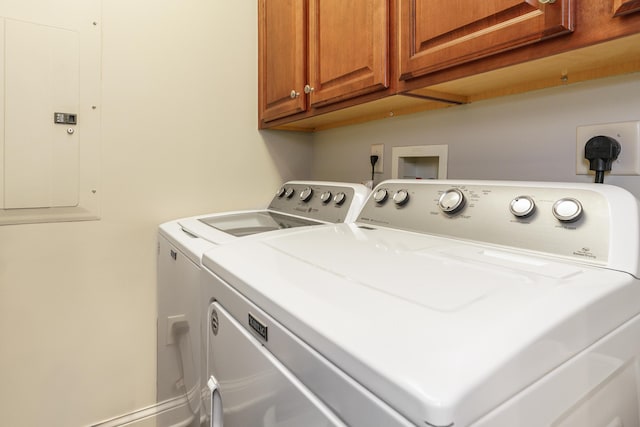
xmin=208 ymin=375 xmax=223 ymax=427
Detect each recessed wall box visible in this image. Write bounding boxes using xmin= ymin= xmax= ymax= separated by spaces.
xmin=392 ymin=145 xmax=448 ymax=179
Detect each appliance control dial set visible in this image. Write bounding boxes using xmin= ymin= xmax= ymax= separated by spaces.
xmin=360 ymin=180 xmax=640 ymax=270
xmin=268 ymin=182 xmax=358 ymax=223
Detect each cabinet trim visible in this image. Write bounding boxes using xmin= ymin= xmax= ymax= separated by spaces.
xmin=613 ymin=0 xmax=640 ymax=16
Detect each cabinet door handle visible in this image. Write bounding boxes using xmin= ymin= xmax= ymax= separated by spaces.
xmin=290 ymin=90 xmax=300 ymax=99
xmin=538 ymin=0 xmax=556 ymax=3
xmin=304 ymin=84 xmax=314 ymax=94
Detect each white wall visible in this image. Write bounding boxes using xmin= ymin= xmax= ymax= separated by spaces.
xmin=0 ymin=1 xmax=312 ymax=426
xmin=311 ymin=72 xmax=640 ymax=198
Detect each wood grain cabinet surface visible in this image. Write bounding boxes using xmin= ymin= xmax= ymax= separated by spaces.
xmin=398 ymin=0 xmax=574 ymax=81
xmin=613 ymin=0 xmax=640 ymax=16
xmin=307 ymin=0 xmax=389 ymax=107
xmin=259 ymin=0 xmax=640 ymax=132
xmin=258 ymin=0 xmax=307 ymax=123
xmin=259 ymin=0 xmax=390 ymax=128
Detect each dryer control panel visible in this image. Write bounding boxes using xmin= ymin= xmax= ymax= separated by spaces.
xmin=357 ymin=180 xmax=640 ymax=271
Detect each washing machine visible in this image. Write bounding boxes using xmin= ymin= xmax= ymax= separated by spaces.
xmin=156 ymin=181 xmax=369 ymax=427
xmin=201 ymin=179 xmax=640 ymax=427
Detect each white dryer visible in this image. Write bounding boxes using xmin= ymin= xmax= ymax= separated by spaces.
xmin=201 ymin=180 xmax=640 ymax=427
xmin=156 ymin=181 xmax=369 ymax=427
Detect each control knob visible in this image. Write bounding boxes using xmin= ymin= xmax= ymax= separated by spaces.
xmin=300 ymin=186 xmax=313 ymax=202
xmin=334 ymin=192 xmax=347 ymax=205
xmin=438 ymin=188 xmax=465 ymax=214
xmin=393 ymin=189 xmax=410 ymax=206
xmin=284 ymin=188 xmax=295 ymax=199
xmin=552 ymin=198 xmax=583 ymax=222
xmin=276 ymin=187 xmax=286 ymax=198
xmin=509 ymin=196 xmax=536 ymax=218
xmin=373 ymin=188 xmax=388 ymax=204
xmin=320 ymin=191 xmax=332 ymax=204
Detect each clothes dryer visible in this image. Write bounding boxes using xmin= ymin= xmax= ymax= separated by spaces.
xmin=156 ymin=181 xmax=369 ymax=427
xmin=201 ymin=180 xmax=640 ymax=427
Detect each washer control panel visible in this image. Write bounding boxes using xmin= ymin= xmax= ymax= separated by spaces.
xmin=357 ymin=180 xmax=640 ymax=265
xmin=268 ymin=181 xmax=368 ymax=223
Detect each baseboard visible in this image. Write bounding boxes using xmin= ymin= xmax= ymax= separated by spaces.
xmin=90 ymin=385 xmax=202 ymax=427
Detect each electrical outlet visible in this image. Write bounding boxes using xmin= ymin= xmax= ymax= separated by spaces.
xmin=371 ymin=144 xmax=384 ymax=173
xmin=576 ymin=121 xmax=640 ymax=175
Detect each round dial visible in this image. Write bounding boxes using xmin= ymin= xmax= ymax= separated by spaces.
xmin=438 ymin=188 xmax=466 ymax=214
xmin=284 ymin=188 xmax=295 ymax=199
xmin=320 ymin=191 xmax=332 ymax=204
xmin=276 ymin=187 xmax=286 ymax=198
xmin=333 ymin=192 xmax=346 ymax=205
xmin=393 ymin=189 xmax=410 ymax=206
xmin=373 ymin=188 xmax=388 ymax=204
xmin=300 ymin=186 xmax=313 ymax=202
xmin=509 ymin=196 xmax=536 ymax=218
xmin=552 ymin=198 xmax=583 ymax=222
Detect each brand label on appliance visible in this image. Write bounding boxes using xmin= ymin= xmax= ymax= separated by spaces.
xmin=248 ymin=313 xmax=268 ymax=341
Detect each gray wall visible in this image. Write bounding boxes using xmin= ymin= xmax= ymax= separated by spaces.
xmin=311 ymin=72 xmax=640 ymax=198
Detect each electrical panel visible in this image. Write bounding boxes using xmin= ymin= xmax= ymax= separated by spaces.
xmin=0 ymin=2 xmax=101 ymax=225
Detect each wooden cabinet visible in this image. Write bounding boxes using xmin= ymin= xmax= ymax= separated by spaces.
xmin=613 ymin=0 xmax=640 ymax=16
xmin=398 ymin=0 xmax=574 ymax=81
xmin=259 ymin=0 xmax=391 ymax=127
xmin=307 ymin=0 xmax=389 ymax=107
xmin=260 ymin=0 xmax=640 ymax=132
xmin=258 ymin=0 xmax=307 ymax=123
xmin=399 ymin=0 xmax=640 ymax=95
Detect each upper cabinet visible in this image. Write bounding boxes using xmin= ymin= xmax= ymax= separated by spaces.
xmin=308 ymin=0 xmax=389 ymax=107
xmin=398 ymin=0 xmax=574 ymax=81
xmin=258 ymin=0 xmax=306 ymax=123
xmin=259 ymin=0 xmax=640 ymax=132
xmin=259 ymin=0 xmax=391 ymax=127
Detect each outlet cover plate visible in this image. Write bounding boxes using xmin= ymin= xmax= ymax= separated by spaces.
xmin=576 ymin=121 xmax=640 ymax=175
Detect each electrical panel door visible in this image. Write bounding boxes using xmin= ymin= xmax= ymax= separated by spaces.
xmin=0 ymin=0 xmax=101 ymax=225
xmin=4 ymin=19 xmax=79 ymax=209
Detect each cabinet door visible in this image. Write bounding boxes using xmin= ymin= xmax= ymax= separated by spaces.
xmin=613 ymin=0 xmax=640 ymax=16
xmin=399 ymin=0 xmax=574 ymax=80
xmin=259 ymin=0 xmax=307 ymax=123
xmin=308 ymin=0 xmax=389 ymax=107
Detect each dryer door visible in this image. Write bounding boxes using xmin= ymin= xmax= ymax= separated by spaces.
xmin=205 ymin=302 xmax=345 ymax=427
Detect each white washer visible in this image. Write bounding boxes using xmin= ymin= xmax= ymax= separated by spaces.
xmin=201 ymin=180 xmax=640 ymax=427
xmin=156 ymin=181 xmax=369 ymax=427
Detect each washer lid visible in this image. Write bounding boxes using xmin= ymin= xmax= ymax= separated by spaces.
xmin=202 ymin=223 xmax=640 ymax=427
xmin=197 ymin=211 xmax=321 ymax=237
xmin=178 ymin=209 xmax=322 ymax=245
xmin=159 ymin=220 xmax=216 ymax=265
